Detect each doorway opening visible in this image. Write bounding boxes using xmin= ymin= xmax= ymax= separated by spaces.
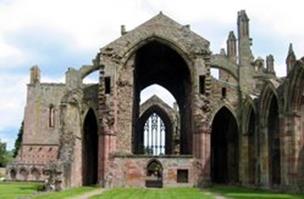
xmin=211 ymin=107 xmax=239 ymax=184
xmin=82 ymin=109 xmax=98 ymax=185
xmin=145 ymin=159 xmax=163 ymax=188
xmin=268 ymin=95 xmax=281 ymax=186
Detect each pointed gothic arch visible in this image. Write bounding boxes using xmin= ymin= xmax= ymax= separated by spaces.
xmin=259 ymin=84 xmax=281 ymax=186
xmin=211 ymin=106 xmax=239 ymax=184
xmin=135 ymin=105 xmax=173 ymax=155
xmin=286 ymin=60 xmax=304 ymax=112
xmin=82 ymin=108 xmax=98 ymax=185
xmin=130 ymin=40 xmax=193 ymax=155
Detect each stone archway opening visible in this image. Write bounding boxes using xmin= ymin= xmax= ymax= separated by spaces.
xmin=268 ymin=95 xmax=281 ymax=186
xmin=82 ymin=109 xmax=98 ymax=185
xmin=31 ymin=168 xmax=41 ymax=181
xmin=211 ymin=107 xmax=239 ymax=184
xmin=145 ymin=159 xmax=163 ymax=188
xmin=10 ymin=169 xmax=16 ymax=180
xmin=132 ymin=40 xmax=192 ymax=155
xmin=19 ymin=168 xmax=28 ymax=181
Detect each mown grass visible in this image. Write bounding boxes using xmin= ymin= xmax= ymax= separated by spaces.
xmin=91 ymin=187 xmax=214 ymax=199
xmin=206 ymin=185 xmax=304 ymax=199
xmin=0 ymin=182 xmax=98 ymax=199
xmin=0 ymin=181 xmax=41 ymax=199
xmin=32 ymin=186 xmax=98 ymax=199
xmin=2 ymin=182 xmax=304 ymax=199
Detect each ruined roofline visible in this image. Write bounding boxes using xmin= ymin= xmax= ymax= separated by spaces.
xmin=27 ymin=83 xmax=65 ymax=87
xmin=99 ymin=11 xmax=210 ymax=55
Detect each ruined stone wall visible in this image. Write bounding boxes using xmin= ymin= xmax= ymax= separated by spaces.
xmin=8 ymin=11 xmax=304 ymax=191
xmin=19 ymin=145 xmax=59 ymax=165
xmin=7 ymin=83 xmax=66 ymax=182
xmin=105 ymin=156 xmax=197 ymax=187
xmin=23 ymin=83 xmax=66 ymax=145
xmin=209 ymin=78 xmax=239 ymax=114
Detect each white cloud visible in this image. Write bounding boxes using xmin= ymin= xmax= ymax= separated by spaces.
xmin=0 ymin=73 xmax=27 ymax=129
xmin=0 ymin=37 xmax=27 ymax=68
xmin=0 ymin=72 xmax=66 ymax=130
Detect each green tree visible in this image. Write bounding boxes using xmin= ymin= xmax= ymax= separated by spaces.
xmin=0 ymin=141 xmax=6 ymax=167
xmin=0 ymin=140 xmax=12 ymax=167
xmin=13 ymin=121 xmax=23 ymax=158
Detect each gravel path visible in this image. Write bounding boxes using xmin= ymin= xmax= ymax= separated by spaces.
xmin=215 ymin=195 xmax=227 ymax=199
xmin=68 ymin=189 xmax=105 ymax=199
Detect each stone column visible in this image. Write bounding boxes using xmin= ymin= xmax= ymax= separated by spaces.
xmin=240 ymin=134 xmax=249 ymax=185
xmin=284 ymin=112 xmax=302 ymax=189
xmin=98 ymin=65 xmax=115 ymax=186
xmin=279 ymin=115 xmax=290 ymax=188
xmin=193 ymin=120 xmax=211 ymax=186
xmin=259 ymin=121 xmax=270 ymax=187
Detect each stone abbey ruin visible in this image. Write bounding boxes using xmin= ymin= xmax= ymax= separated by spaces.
xmin=6 ymin=10 xmax=304 ymax=191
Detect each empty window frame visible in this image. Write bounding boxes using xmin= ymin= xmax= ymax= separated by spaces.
xmin=49 ymin=105 xmax=55 ymax=127
xmin=104 ymin=76 xmax=111 ymax=94
xmin=177 ymin=169 xmax=189 ymax=183
xmin=199 ymin=75 xmax=205 ymax=94
xmin=222 ymin=87 xmax=227 ymax=98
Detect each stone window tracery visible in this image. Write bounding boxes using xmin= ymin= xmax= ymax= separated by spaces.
xmin=144 ymin=113 xmax=166 ymax=156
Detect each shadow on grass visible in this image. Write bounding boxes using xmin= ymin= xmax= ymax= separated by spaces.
xmin=205 ymin=185 xmax=304 ymax=199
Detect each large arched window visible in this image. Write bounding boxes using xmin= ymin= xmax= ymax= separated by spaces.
xmin=132 ymin=40 xmax=192 ymax=155
xmin=143 ymin=113 xmax=166 ymax=155
xmin=134 ymin=88 xmax=178 ymax=156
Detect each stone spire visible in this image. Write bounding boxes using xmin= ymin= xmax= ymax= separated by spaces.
xmin=30 ymin=65 xmax=40 ymax=84
xmin=237 ymin=10 xmax=253 ymax=66
xmin=226 ymin=31 xmax=237 ymax=63
xmin=121 ymin=25 xmax=127 ymax=35
xmin=266 ymin=54 xmax=275 ymax=74
xmin=237 ymin=10 xmax=249 ymax=38
xmin=286 ymin=43 xmax=296 ymax=74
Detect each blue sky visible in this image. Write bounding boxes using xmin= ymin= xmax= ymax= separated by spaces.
xmin=0 ymin=0 xmax=303 ymax=150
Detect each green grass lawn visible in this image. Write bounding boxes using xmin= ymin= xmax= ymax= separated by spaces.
xmin=0 ymin=182 xmax=98 ymax=199
xmin=91 ymin=187 xmax=214 ymax=199
xmin=206 ymin=185 xmax=304 ymax=199
xmin=2 ymin=182 xmax=304 ymax=199
xmin=0 ymin=182 xmax=41 ymax=199
xmin=32 ymin=186 xmax=98 ymax=199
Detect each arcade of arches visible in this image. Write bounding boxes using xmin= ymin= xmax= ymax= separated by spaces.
xmin=8 ymin=11 xmax=304 ymax=192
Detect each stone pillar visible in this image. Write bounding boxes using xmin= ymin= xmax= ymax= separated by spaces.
xmin=30 ymin=65 xmax=40 ymax=84
xmin=193 ymin=121 xmax=211 ymax=186
xmin=240 ymin=134 xmax=249 ymax=185
xmin=227 ymin=31 xmax=237 ymax=64
xmin=266 ymin=55 xmax=275 ymax=75
xmin=98 ymin=134 xmax=116 ymax=186
xmin=286 ymin=43 xmax=296 ymax=75
xmin=279 ymin=115 xmax=290 ymax=188
xmin=98 ymin=64 xmax=117 ymax=187
xmin=237 ymin=10 xmax=253 ymax=66
xmin=259 ymin=121 xmax=270 ymax=187
xmin=285 ymin=112 xmax=302 ymax=189
xmin=65 ymin=68 xmax=81 ymax=90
